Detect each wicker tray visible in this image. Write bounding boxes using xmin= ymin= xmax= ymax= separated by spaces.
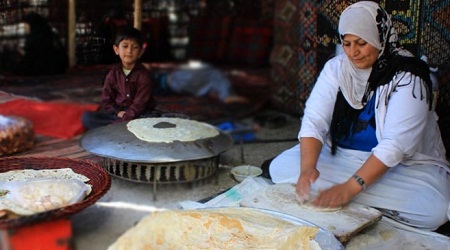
xmin=0 ymin=157 xmax=111 ymax=229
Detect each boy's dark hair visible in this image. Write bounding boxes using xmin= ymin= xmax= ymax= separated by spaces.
xmin=114 ymin=26 xmax=143 ymax=46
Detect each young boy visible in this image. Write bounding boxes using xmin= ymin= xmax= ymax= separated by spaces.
xmin=82 ymin=26 xmax=155 ymax=130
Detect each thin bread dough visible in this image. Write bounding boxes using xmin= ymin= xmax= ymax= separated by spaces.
xmin=108 ymin=208 xmax=320 ymax=250
xmin=0 ymin=169 xmax=91 ymax=216
xmin=0 ymin=168 xmax=90 ymax=182
xmin=301 ymin=201 xmax=342 ymax=212
xmin=127 ymin=117 xmax=219 ymax=143
xmin=265 ymin=183 xmax=342 ymax=212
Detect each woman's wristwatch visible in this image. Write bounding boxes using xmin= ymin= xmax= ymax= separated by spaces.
xmin=352 ymin=174 xmax=367 ymax=190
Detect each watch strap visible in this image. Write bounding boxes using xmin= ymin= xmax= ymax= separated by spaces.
xmin=352 ymin=174 xmax=367 ymax=190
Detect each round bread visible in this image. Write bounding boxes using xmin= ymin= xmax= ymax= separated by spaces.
xmin=127 ymin=117 xmax=219 ymax=143
xmin=108 ymin=208 xmax=320 ymax=250
xmin=0 ymin=115 xmax=34 ymax=157
xmin=0 ymin=168 xmax=91 ymax=216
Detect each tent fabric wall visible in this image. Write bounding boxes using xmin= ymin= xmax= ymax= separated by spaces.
xmin=270 ymin=0 xmax=450 ymax=117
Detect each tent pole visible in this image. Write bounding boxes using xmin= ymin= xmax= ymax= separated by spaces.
xmin=68 ymin=0 xmax=76 ymax=67
xmin=134 ymin=0 xmax=142 ymax=30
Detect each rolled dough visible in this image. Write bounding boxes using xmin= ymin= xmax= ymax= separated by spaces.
xmin=264 ymin=183 xmax=342 ymax=212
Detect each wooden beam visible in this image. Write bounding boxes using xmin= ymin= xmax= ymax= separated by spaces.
xmin=134 ymin=0 xmax=142 ymax=30
xmin=68 ymin=0 xmax=76 ymax=67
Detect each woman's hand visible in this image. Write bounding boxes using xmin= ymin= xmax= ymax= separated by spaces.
xmin=307 ymin=155 xmax=389 ymax=209
xmin=296 ymin=137 xmax=323 ymax=202
xmin=311 ymin=180 xmax=361 ymax=208
xmin=295 ymin=168 xmax=320 ymax=202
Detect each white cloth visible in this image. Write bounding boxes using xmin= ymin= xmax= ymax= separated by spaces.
xmin=338 ymin=58 xmax=371 ymax=109
xmin=338 ymin=1 xmax=380 ymax=109
xmin=338 ymin=1 xmax=383 ymax=50
xmin=168 ymin=63 xmax=234 ymax=101
xmin=270 ymin=144 xmax=450 ymax=230
xmin=337 ymin=1 xmax=415 ymax=110
xmin=270 ymin=54 xmax=450 ymax=230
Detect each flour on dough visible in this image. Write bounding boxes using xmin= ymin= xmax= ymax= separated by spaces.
xmin=301 ymin=201 xmax=342 ymax=212
xmin=264 ymin=183 xmax=298 ymax=206
xmin=265 ymin=183 xmax=342 ymax=212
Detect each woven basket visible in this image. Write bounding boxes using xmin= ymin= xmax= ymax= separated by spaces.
xmin=0 ymin=157 xmax=111 ymax=229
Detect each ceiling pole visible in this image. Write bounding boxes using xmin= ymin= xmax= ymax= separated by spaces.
xmin=134 ymin=0 xmax=142 ymax=30
xmin=68 ymin=0 xmax=76 ymax=67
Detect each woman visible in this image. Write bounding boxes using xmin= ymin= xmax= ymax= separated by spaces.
xmin=269 ymin=1 xmax=450 ymax=230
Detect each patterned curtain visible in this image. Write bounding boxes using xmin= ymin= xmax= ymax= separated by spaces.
xmin=270 ymin=0 xmax=450 ymax=117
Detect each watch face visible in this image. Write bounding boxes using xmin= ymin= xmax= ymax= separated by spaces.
xmin=353 ymin=175 xmax=366 ymax=190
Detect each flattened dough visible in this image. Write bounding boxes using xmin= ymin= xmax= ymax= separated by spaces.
xmin=264 ymin=183 xmax=342 ymax=212
xmin=127 ymin=117 xmax=219 ymax=143
xmin=301 ymin=201 xmax=342 ymax=212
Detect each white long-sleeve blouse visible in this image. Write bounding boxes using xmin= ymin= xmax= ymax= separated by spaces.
xmin=299 ymin=54 xmax=450 ymax=171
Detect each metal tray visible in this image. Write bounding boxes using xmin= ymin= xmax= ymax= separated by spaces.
xmin=259 ymin=208 xmax=345 ymax=250
xmin=199 ymin=207 xmax=344 ymax=250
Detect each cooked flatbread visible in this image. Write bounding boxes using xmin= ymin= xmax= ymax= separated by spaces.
xmin=0 ymin=168 xmax=90 ymax=183
xmin=127 ymin=117 xmax=219 ymax=143
xmin=0 ymin=168 xmax=91 ymax=216
xmin=108 ymin=208 xmax=320 ymax=250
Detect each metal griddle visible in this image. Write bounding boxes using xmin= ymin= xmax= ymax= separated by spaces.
xmin=80 ymin=119 xmax=234 ymax=163
xmin=80 ymin=118 xmax=234 ymax=199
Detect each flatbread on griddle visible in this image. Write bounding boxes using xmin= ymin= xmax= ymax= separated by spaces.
xmin=127 ymin=118 xmax=219 ymax=143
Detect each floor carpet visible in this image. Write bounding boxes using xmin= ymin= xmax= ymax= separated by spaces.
xmin=0 ymin=64 xmax=271 ymax=160
xmin=0 ymin=98 xmax=98 ymax=139
xmin=0 ymin=64 xmax=271 ymax=123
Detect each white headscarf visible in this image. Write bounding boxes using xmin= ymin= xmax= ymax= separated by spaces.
xmin=330 ymin=1 xmax=432 ymax=154
xmin=337 ymin=1 xmax=385 ymax=109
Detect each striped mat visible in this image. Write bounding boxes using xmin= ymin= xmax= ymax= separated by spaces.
xmin=11 ymin=134 xmax=103 ymax=165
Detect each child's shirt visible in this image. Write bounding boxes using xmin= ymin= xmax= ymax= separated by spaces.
xmin=101 ymin=62 xmax=155 ymax=121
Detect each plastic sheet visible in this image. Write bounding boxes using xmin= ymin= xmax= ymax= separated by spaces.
xmin=0 ymin=177 xmax=88 ymax=214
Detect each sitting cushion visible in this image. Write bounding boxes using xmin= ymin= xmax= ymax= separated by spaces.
xmin=0 ymin=115 xmax=35 ymax=157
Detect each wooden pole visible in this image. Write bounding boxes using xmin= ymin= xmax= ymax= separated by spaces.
xmin=134 ymin=0 xmax=142 ymax=30
xmin=68 ymin=0 xmax=76 ymax=67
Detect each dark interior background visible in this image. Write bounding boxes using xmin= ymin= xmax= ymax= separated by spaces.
xmin=1 ymin=0 xmax=449 ymax=153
